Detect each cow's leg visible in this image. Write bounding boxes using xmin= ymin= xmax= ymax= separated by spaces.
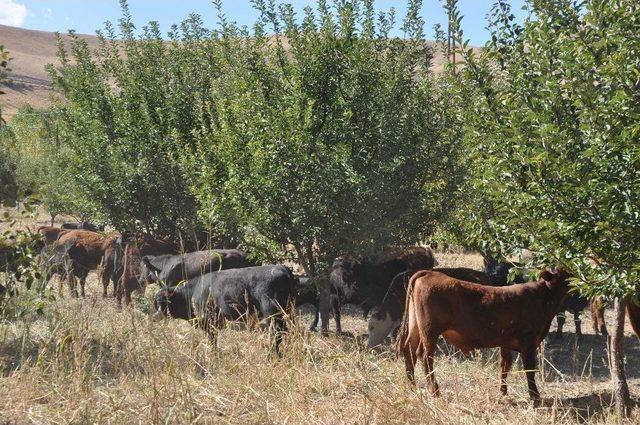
xmin=124 ymin=288 xmax=132 ymax=306
xmin=591 ymin=299 xmax=608 ymax=336
xmin=499 ymin=346 xmax=513 ymax=395
xmin=422 ymin=335 xmax=440 ymax=397
xmin=98 ymin=259 xmax=108 ymax=297
xmin=401 ymin=329 xmax=420 ymax=387
xmin=115 ymin=280 xmax=123 ymax=308
xmin=111 ymin=275 xmax=118 ymax=298
xmin=67 ymin=271 xmax=78 ymax=298
xmin=599 ymin=313 xmax=609 ymax=336
xmin=521 ymin=347 xmax=541 ymax=405
xmin=573 ymin=310 xmax=582 ymax=340
xmin=101 ymin=268 xmax=110 ymax=298
xmin=273 ymin=316 xmax=287 ymax=357
xmin=555 ymin=313 xmax=565 ymax=338
xmin=79 ymin=276 xmax=86 ymax=298
xmin=333 ymin=297 xmax=342 ymax=334
xmin=309 ymin=303 xmax=319 ymax=332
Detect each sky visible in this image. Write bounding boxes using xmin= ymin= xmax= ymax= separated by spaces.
xmin=0 ymin=0 xmax=528 ymax=45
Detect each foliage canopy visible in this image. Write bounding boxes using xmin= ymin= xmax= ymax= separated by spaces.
xmin=189 ymin=0 xmax=464 ymax=271
xmin=460 ymin=0 xmax=640 ymax=298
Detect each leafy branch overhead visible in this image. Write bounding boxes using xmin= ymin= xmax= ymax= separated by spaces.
xmin=457 ymin=0 xmax=640 ymax=300
xmin=46 ymin=0 xmax=465 ymax=271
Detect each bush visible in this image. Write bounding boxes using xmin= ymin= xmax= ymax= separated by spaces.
xmin=46 ymin=1 xmax=213 ymax=236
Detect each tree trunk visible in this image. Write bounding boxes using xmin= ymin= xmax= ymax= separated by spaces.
xmin=609 ymin=298 xmax=630 ymax=419
xmin=295 ymin=242 xmax=331 ymax=334
xmin=305 ymin=244 xmax=330 ymax=334
xmin=316 ymin=274 xmax=331 ymax=334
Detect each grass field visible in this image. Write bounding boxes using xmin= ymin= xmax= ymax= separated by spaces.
xmin=1 ymin=246 xmax=640 ymax=424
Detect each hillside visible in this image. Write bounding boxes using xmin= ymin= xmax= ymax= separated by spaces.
xmin=0 ymin=24 xmax=463 ymax=121
xmin=0 ymin=24 xmax=102 ymax=120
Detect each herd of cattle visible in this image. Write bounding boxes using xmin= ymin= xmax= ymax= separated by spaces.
xmin=0 ymin=221 xmax=636 ymax=402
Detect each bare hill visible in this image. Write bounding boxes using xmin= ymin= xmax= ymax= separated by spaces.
xmin=0 ymin=24 xmax=468 ymax=121
xmin=0 ymin=24 xmax=101 ymax=120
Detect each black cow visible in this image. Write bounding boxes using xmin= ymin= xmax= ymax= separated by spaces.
xmin=483 ymin=259 xmax=528 ymax=286
xmin=328 ymin=247 xmax=436 ymax=334
xmin=140 ymin=249 xmax=255 ymax=287
xmin=152 ymin=265 xmax=295 ymax=356
xmin=555 ymin=294 xmax=590 ymax=339
xmin=61 ymin=221 xmax=104 ymax=232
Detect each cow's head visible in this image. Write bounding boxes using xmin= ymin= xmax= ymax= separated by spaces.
xmin=152 ymin=286 xmax=191 ymax=321
xmin=540 ymin=267 xmax=570 ymax=290
xmin=140 ymin=255 xmax=162 ymax=285
xmin=330 ymin=256 xmax=363 ymax=301
xmin=367 ymin=306 xmax=398 ymax=348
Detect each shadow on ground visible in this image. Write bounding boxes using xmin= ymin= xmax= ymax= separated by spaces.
xmin=543 ymin=333 xmax=640 ymax=381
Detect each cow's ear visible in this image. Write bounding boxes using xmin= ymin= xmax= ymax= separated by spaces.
xmin=540 ymin=270 xmax=554 ymax=282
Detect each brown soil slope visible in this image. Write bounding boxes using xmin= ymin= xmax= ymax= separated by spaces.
xmin=0 ymin=24 xmax=101 ymax=120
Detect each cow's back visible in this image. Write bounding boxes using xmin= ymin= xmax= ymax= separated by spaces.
xmin=201 ymin=265 xmax=295 ymax=319
xmin=56 ymin=230 xmax=106 ymax=267
xmin=411 ymin=271 xmax=565 ymax=350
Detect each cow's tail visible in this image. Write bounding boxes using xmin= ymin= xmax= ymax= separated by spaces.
xmin=395 ymin=270 xmax=429 ymax=359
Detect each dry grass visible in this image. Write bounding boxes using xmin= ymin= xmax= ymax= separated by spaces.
xmin=1 ymin=248 xmax=640 ymax=424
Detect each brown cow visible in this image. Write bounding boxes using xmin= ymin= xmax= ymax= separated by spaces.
xmin=55 ymin=230 xmax=118 ymax=297
xmin=368 ymin=268 xmax=491 ymax=347
xmin=627 ymin=302 xmax=640 ymax=338
xmin=397 ymin=268 xmax=570 ymax=405
xmin=36 ymin=226 xmax=67 ymax=245
xmin=116 ymin=236 xmax=177 ymax=306
xmin=589 ymin=297 xmax=608 ymax=336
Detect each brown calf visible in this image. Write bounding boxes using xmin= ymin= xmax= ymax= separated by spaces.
xmin=116 ymin=237 xmax=177 ymax=306
xmin=589 ymin=297 xmax=608 ymax=336
xmin=55 ymin=230 xmax=118 ymax=297
xmin=397 ymin=268 xmax=570 ymax=404
xmin=367 ymin=268 xmax=491 ymax=347
xmin=37 ymin=226 xmax=67 ymax=245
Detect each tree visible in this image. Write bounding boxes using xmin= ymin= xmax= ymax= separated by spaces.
xmin=191 ymin=0 xmax=464 ymax=273
xmin=459 ymin=0 xmax=640 ymax=416
xmin=2 ymin=106 xmax=80 ymax=219
xmin=46 ymin=1 xmax=216 ymax=236
xmin=0 ymin=127 xmax=18 ymax=204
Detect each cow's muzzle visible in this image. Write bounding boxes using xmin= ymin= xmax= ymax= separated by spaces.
xmin=151 ymin=308 xmax=166 ymax=322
